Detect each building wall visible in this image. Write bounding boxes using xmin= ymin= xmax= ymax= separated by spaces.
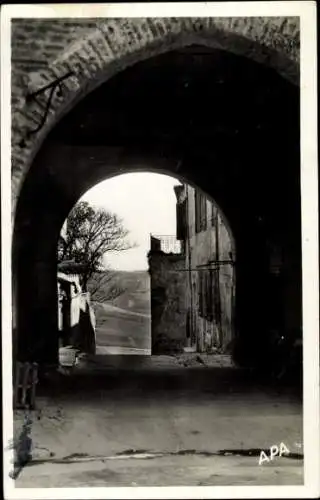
xmin=148 ymin=185 xmax=235 ymax=356
xmin=57 ymin=272 xmax=96 ymax=354
xmin=182 ymin=185 xmax=235 ymax=352
xmin=148 ymin=251 xmax=187 ymax=354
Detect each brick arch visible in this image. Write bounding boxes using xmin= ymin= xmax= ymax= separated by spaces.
xmin=12 ymin=16 xmax=299 ymax=211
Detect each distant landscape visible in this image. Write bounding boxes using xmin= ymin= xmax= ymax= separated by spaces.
xmin=108 ymin=270 xmax=151 ymax=316
xmin=92 ymin=270 xmax=151 ymax=354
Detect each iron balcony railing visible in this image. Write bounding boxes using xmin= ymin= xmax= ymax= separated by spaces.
xmin=150 ymin=234 xmax=182 ymax=254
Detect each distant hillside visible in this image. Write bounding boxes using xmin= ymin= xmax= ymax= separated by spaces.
xmin=99 ymin=270 xmax=151 ymax=315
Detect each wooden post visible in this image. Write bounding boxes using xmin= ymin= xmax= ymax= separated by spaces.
xmin=14 ymin=362 xmax=38 ymax=410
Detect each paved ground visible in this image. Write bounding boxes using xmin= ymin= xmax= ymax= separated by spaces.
xmin=12 ymin=354 xmax=303 ymax=488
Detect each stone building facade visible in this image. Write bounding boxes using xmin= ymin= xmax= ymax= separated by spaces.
xmin=148 ymin=185 xmax=235 ymax=355
xmin=175 ymin=184 xmax=235 ymax=353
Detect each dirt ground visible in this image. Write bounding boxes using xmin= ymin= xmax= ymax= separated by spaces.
xmin=11 ymin=355 xmax=303 ymax=488
xmin=94 ymin=302 xmax=151 ymax=353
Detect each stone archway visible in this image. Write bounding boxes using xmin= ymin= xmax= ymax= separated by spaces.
xmin=11 ymin=17 xmax=299 ymax=211
xmin=11 ymin=18 xmax=301 ymax=369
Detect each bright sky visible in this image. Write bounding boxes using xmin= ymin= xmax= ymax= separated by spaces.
xmin=81 ymin=172 xmax=181 ymax=271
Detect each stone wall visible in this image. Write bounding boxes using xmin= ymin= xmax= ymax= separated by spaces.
xmin=10 ymin=17 xmax=299 ymax=212
xmin=148 ymin=251 xmax=186 ymax=354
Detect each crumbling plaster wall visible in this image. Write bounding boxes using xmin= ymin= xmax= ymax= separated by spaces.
xmin=148 ymin=251 xmax=187 ymax=354
xmin=184 ymin=186 xmax=235 ymax=352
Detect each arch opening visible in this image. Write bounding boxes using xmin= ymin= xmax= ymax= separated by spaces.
xmin=15 ymin=169 xmax=237 ymax=363
xmin=12 ymin=40 xmax=301 ymax=375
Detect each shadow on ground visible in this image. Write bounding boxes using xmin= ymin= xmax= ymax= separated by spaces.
xmin=38 ymin=355 xmax=302 ymax=402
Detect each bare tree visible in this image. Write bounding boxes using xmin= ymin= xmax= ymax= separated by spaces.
xmin=87 ymin=270 xmax=125 ymax=303
xmin=58 ymin=201 xmax=135 ymax=298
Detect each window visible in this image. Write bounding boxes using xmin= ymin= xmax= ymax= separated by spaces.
xmin=211 ymin=202 xmax=216 ymax=227
xmin=206 ymin=270 xmax=214 ymax=321
xmin=198 ymin=271 xmax=203 ymax=317
xmin=214 ymin=268 xmax=222 ymax=324
xmin=195 ymin=191 xmax=207 ymax=233
xmin=198 ymin=268 xmax=214 ymax=322
xmin=202 ymin=196 xmax=207 ymax=232
xmin=176 ymin=199 xmax=187 ymax=241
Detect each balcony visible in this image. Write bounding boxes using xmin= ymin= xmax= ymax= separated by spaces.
xmin=150 ymin=234 xmax=182 ymax=255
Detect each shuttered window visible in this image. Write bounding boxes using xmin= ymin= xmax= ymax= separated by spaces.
xmin=198 ymin=271 xmax=204 ymax=317
xmin=211 ymin=202 xmax=216 ymax=227
xmin=198 ymin=269 xmax=214 ymax=322
xmin=201 ymin=195 xmax=207 ymax=231
xmin=206 ymin=270 xmax=214 ymax=321
xmin=176 ymin=199 xmax=187 ymax=240
xmin=195 ymin=191 xmax=207 ymax=233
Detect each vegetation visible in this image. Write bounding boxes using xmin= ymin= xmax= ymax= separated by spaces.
xmin=58 ymin=201 xmax=134 ymax=301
